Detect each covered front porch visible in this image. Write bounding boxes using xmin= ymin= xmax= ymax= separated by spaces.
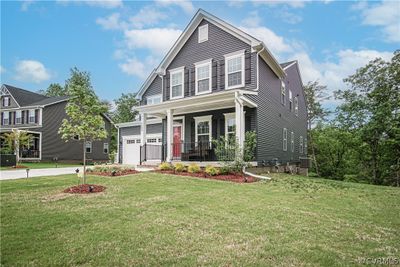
xmin=0 ymin=130 xmax=41 ymax=161
xmin=136 ymin=89 xmax=257 ymax=164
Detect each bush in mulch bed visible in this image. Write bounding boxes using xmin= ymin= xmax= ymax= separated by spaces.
xmin=64 ymin=184 xmax=106 ymax=194
xmin=86 ymin=165 xmax=139 ymax=177
xmin=154 ymin=170 xmax=257 ymax=183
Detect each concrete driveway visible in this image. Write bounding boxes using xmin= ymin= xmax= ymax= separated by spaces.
xmin=0 ymin=167 xmax=83 ymax=181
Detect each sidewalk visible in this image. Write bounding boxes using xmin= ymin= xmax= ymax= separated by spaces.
xmin=0 ymin=167 xmax=83 ymax=180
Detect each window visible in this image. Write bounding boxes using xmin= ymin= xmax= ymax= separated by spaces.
xmin=225 ymin=50 xmax=245 ymax=89
xmin=170 ymin=67 xmax=184 ymax=99
xmin=16 ymin=110 xmax=22 ymax=124
xmin=103 ymin=143 xmax=109 ymax=154
xmin=198 ymin=24 xmax=208 ymax=43
xmin=3 ymin=97 xmax=10 ymax=107
xmin=147 ymin=95 xmax=162 ymax=105
xmin=289 ymin=90 xmax=293 ymax=111
xmin=85 ymin=141 xmax=92 ymax=153
xmin=224 ymin=113 xmax=236 ymax=141
xmin=29 ymin=109 xmax=35 ymax=123
xmin=195 ymin=60 xmax=212 ymax=95
xmin=147 ymin=138 xmax=158 ymax=143
xmin=3 ymin=111 xmax=9 ymax=125
xmin=294 ymin=97 xmax=299 ymax=116
xmin=304 ymin=138 xmax=307 ymax=154
xmin=195 ymin=115 xmax=212 ymax=144
xmin=281 ymin=81 xmax=286 ymax=105
xmin=291 ymin=131 xmax=294 ymax=152
xmin=283 ymin=128 xmax=287 ymax=151
xmin=299 ymin=136 xmax=303 ymax=154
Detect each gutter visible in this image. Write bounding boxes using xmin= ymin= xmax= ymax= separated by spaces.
xmin=255 ymin=45 xmax=265 ymax=91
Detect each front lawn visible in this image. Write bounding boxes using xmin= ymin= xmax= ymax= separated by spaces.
xmin=0 ymin=162 xmax=80 ymax=170
xmin=1 ymin=173 xmax=399 ymax=266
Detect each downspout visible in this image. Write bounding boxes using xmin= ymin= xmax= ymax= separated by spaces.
xmin=159 ymin=74 xmax=164 ymax=102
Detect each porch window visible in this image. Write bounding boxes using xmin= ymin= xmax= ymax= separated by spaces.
xmin=103 ymin=143 xmax=109 ymax=154
xmin=29 ymin=109 xmax=35 ymax=123
xmin=3 ymin=112 xmax=9 ymax=125
xmin=170 ymin=67 xmax=184 ymax=99
xmin=195 ymin=60 xmax=212 ymax=95
xmin=291 ymin=131 xmax=294 ymax=152
xmin=16 ymin=110 xmax=22 ymax=124
xmin=224 ymin=113 xmax=236 ymax=141
xmin=194 ymin=115 xmax=212 ymax=144
xmin=299 ymin=136 xmax=303 ymax=154
xmin=289 ymin=90 xmax=293 ymax=111
xmin=281 ymin=81 xmax=286 ymax=105
xmin=85 ymin=141 xmax=92 ymax=153
xmin=225 ymin=50 xmax=245 ymax=89
xmin=147 ymin=94 xmax=162 ymax=105
xmin=283 ymin=128 xmax=287 ymax=151
xmin=294 ymin=97 xmax=299 ymax=116
xmin=3 ymin=96 xmax=10 ymax=107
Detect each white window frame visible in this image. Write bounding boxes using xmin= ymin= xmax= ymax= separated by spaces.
xmin=224 ymin=113 xmax=236 ymax=141
xmin=281 ymin=81 xmax=286 ymax=106
xmin=195 ymin=59 xmax=212 ymax=95
xmin=294 ymin=97 xmax=299 ymax=116
xmin=194 ymin=115 xmax=212 ymax=143
xmin=291 ymin=131 xmax=294 ymax=152
xmin=85 ymin=141 xmax=92 ymax=154
xmin=169 ymin=67 xmax=185 ymax=100
xmin=198 ymin=24 xmax=208 ymax=43
xmin=224 ymin=50 xmax=245 ymax=90
xmin=103 ymin=143 xmax=109 ymax=154
xmin=283 ymin=128 xmax=288 ymax=151
xmin=3 ymin=111 xmax=9 ymax=125
xmin=299 ymin=136 xmax=303 ymax=154
xmin=147 ymin=94 xmax=162 ymax=105
xmin=3 ymin=96 xmax=10 ymax=107
xmin=16 ymin=110 xmax=22 ymax=124
xmin=29 ymin=109 xmax=35 ymax=124
xmin=289 ymin=90 xmax=293 ymax=111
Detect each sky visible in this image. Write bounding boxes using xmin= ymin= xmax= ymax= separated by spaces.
xmin=1 ymin=0 xmax=399 ymax=109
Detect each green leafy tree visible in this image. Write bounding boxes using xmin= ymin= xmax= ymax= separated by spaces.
xmin=113 ymin=93 xmax=138 ymax=123
xmin=58 ymin=68 xmax=108 ymax=183
xmin=40 ymin=83 xmax=68 ymax=97
xmin=1 ymin=129 xmax=34 ymax=164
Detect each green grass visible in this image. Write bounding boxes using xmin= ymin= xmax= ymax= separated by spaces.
xmin=1 ymin=162 xmax=80 ymax=170
xmin=1 ymin=173 xmax=399 ymax=266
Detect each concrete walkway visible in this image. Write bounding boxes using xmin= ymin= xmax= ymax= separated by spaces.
xmin=0 ymin=167 xmax=83 ymax=181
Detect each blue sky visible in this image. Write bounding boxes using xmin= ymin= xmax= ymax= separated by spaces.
xmin=1 ymin=0 xmax=399 ymax=108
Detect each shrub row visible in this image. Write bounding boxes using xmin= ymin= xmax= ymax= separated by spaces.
xmin=158 ymin=163 xmax=236 ymax=176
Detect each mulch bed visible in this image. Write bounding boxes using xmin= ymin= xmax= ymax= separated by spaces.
xmin=88 ymin=170 xmax=139 ymax=177
xmin=155 ymin=170 xmax=257 ymax=183
xmin=11 ymin=165 xmax=29 ymax=169
xmin=64 ymin=184 xmax=106 ymax=194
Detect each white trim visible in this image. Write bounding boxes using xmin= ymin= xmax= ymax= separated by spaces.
xmin=195 ymin=59 xmax=212 ymax=95
xmin=85 ymin=141 xmax=92 ymax=154
xmin=282 ymin=61 xmax=297 ymax=70
xmin=291 ymin=131 xmax=294 ymax=152
xmin=3 ymin=96 xmax=10 ymax=107
xmin=283 ymin=128 xmax=287 ymax=151
xmin=103 ymin=143 xmax=109 ymax=154
xmin=1 ymin=85 xmax=21 ymax=108
xmin=198 ymin=24 xmax=208 ymax=43
xmin=116 ymin=118 xmax=162 ymax=128
xmin=289 ymin=89 xmax=293 ymax=111
xmin=224 ymin=112 xmax=235 ymax=141
xmin=294 ymin=96 xmax=299 ymax=116
xmin=15 ymin=110 xmax=22 ymax=124
xmin=169 ymin=67 xmax=185 ymax=100
xmin=281 ymin=80 xmax=286 ymax=106
xmin=29 ymin=109 xmax=35 ymax=124
xmin=299 ymin=136 xmax=303 ymax=154
xmin=225 ymin=50 xmax=245 ymax=90
xmin=117 ymin=125 xmax=120 ymax=163
xmin=194 ymin=115 xmax=212 ymax=143
xmin=2 ymin=111 xmax=10 ymax=125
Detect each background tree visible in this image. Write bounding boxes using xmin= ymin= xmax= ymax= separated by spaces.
xmin=112 ymin=93 xmax=138 ymax=123
xmin=58 ymin=68 xmax=108 ymax=183
xmin=1 ymin=129 xmax=33 ymax=165
xmin=39 ymin=83 xmax=68 ymax=97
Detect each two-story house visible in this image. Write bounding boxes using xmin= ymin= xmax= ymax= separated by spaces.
xmin=117 ymin=9 xmax=307 ymax=166
xmin=0 ymin=84 xmax=113 ymax=162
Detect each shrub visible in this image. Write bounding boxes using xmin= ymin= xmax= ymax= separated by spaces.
xmin=188 ymin=163 xmax=201 ymax=173
xmin=205 ymin=165 xmax=219 ymax=176
xmin=174 ymin=163 xmax=186 ymax=172
xmin=159 ymin=162 xmax=173 ymax=171
xmin=219 ymin=165 xmax=232 ymax=175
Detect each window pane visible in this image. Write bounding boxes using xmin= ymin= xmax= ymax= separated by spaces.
xmin=198 ymin=79 xmax=209 ymax=92
xmin=171 ymin=72 xmax=182 ymax=86
xmin=197 ymin=65 xmax=209 ymax=80
xmin=198 ymin=135 xmax=209 ymax=143
xmin=228 ymin=72 xmax=242 ymax=87
xmin=197 ymin=121 xmax=209 ymax=134
xmin=172 ymin=85 xmax=182 ymax=98
xmin=227 ymin=118 xmax=235 ymax=133
xmin=227 ymin=56 xmax=242 ymax=73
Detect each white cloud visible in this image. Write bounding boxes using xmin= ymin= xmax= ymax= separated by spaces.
xmin=0 ymin=66 xmax=5 ymax=73
xmin=241 ymin=11 xmax=262 ymax=28
xmin=357 ymin=0 xmax=400 ymax=43
xmin=129 ymin=6 xmax=168 ymax=29
xmin=57 ymin=0 xmax=122 ymax=9
xmin=276 ymin=9 xmax=303 ymax=24
xmin=14 ymin=60 xmax=51 ymax=83
xmin=21 ymin=0 xmax=35 ymax=11
xmin=155 ymin=0 xmax=195 ymax=14
xmin=96 ymin=13 xmax=125 ymax=30
xmin=119 ymin=57 xmax=158 ymax=79
xmin=253 ymin=0 xmax=310 ymax=9
xmin=124 ymin=28 xmax=182 ymax=56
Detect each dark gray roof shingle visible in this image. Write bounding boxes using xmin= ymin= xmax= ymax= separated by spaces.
xmin=3 ymin=84 xmax=47 ymax=106
xmin=30 ymin=96 xmax=69 ymax=106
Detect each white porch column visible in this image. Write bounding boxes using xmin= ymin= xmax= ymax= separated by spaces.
xmin=140 ymin=113 xmax=147 ymax=145
xmin=166 ymin=109 xmax=174 ymax=162
xmin=235 ymin=92 xmax=245 ymax=153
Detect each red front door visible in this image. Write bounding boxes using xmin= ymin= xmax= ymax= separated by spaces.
xmin=173 ymin=126 xmax=182 ymax=158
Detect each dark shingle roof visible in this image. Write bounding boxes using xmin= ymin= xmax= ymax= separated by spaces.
xmin=280 ymin=61 xmax=297 ymax=69
xmin=3 ymin=84 xmax=47 ymax=106
xmin=30 ymin=96 xmax=69 ymax=106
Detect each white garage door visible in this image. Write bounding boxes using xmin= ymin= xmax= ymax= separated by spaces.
xmin=122 ymin=135 xmax=162 ymax=165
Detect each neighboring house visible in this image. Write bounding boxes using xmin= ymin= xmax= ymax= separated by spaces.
xmin=0 ymin=84 xmax=113 ymax=162
xmin=117 ymin=9 xmax=307 ymax=166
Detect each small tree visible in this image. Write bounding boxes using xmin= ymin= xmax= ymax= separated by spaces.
xmin=58 ymin=68 xmax=107 ymax=184
xmin=1 ymin=129 xmax=33 ymax=165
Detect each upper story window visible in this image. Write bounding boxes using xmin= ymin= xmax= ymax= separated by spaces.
xmin=85 ymin=141 xmax=92 ymax=153
xmin=170 ymin=67 xmax=184 ymax=99
xmin=289 ymin=90 xmax=293 ymax=111
xmin=147 ymin=94 xmax=162 ymax=105
xmin=225 ymin=50 xmax=245 ymax=89
xmin=291 ymin=131 xmax=294 ymax=152
xmin=195 ymin=59 xmax=212 ymax=95
xmin=294 ymin=97 xmax=299 ymax=116
xmin=283 ymin=128 xmax=288 ymax=151
xmin=299 ymin=136 xmax=303 ymax=154
xmin=3 ymin=111 xmax=9 ymax=125
xmin=281 ymin=81 xmax=286 ymax=105
xmin=198 ymin=24 xmax=208 ymax=43
xmin=3 ymin=96 xmax=10 ymax=107
xmin=224 ymin=113 xmax=236 ymax=141
xmin=16 ymin=110 xmax=22 ymax=124
xmin=29 ymin=109 xmax=35 ymax=123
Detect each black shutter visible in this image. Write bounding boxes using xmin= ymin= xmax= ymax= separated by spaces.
xmin=13 ymin=112 xmax=16 ymax=125
xmin=212 ymin=118 xmax=218 ymax=140
xmin=190 ymin=68 xmax=195 ymax=96
xmin=212 ymin=60 xmax=217 ymax=91
xmin=26 ymin=110 xmax=29 ymax=123
xmin=165 ymin=73 xmax=170 ymax=101
xmin=1 ymin=112 xmax=3 ymax=126
xmin=245 ymin=52 xmax=251 ymax=85
xmin=35 ymin=109 xmax=39 ymax=123
xmin=21 ymin=111 xmax=25 ymax=124
xmin=219 ymin=60 xmax=225 ymax=90
xmin=2 ymin=97 xmax=4 ymax=106
xmin=184 ymin=68 xmax=189 ymax=97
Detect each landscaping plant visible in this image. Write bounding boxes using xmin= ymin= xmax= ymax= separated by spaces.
xmin=188 ymin=163 xmax=201 ymax=173
xmin=205 ymin=165 xmax=219 ymax=176
xmin=159 ymin=162 xmax=173 ymax=171
xmin=174 ymin=163 xmax=186 ymax=172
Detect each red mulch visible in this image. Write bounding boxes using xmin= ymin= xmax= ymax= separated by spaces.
xmin=155 ymin=170 xmax=257 ymax=183
xmin=88 ymin=170 xmax=139 ymax=177
xmin=11 ymin=165 xmax=29 ymax=169
xmin=64 ymin=184 xmax=106 ymax=194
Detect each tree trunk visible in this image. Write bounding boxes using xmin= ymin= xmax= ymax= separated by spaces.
xmin=308 ymin=127 xmax=319 ymax=176
xmin=15 ymin=138 xmax=20 ymax=165
xmin=83 ymin=139 xmax=86 ymax=184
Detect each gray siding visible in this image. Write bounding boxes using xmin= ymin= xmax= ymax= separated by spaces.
xmin=1 ymin=95 xmax=19 ymax=108
xmin=255 ymin=58 xmax=307 ymax=165
xmin=141 ymin=76 xmax=162 ymax=105
xmin=1 ymin=109 xmax=41 ymax=129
